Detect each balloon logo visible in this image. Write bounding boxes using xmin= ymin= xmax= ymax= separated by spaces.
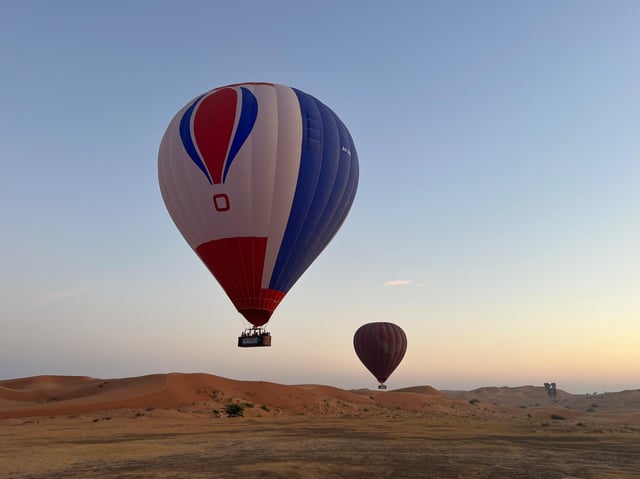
xmin=353 ymin=322 xmax=407 ymax=389
xmin=179 ymin=86 xmax=257 ymax=187
xmin=158 ymin=82 xmax=359 ymax=332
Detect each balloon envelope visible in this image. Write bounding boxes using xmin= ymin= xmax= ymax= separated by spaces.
xmin=353 ymin=322 xmax=407 ymax=384
xmin=158 ymin=82 xmax=359 ymax=327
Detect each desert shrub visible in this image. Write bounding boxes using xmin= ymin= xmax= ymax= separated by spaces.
xmin=550 ymin=414 xmax=566 ymax=420
xmin=92 ymin=416 xmax=112 ymax=423
xmin=469 ymin=398 xmax=480 ymax=405
xmin=261 ymin=405 xmax=270 ymax=411
xmin=224 ymin=403 xmax=245 ymax=417
xmin=586 ymin=407 xmax=596 ymax=413
xmin=244 ymin=402 xmax=254 ymax=408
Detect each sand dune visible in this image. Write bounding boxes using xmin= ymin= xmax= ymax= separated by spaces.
xmin=0 ymin=372 xmax=468 ymax=419
xmin=444 ymin=384 xmax=640 ymax=425
xmin=2 ymin=373 xmax=639 ymax=478
xmin=444 ymin=385 xmax=640 ymax=410
xmin=1 ymin=373 xmax=638 ymax=426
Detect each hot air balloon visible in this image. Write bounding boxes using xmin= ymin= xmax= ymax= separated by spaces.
xmin=158 ymin=82 xmax=359 ymax=347
xmin=353 ymin=322 xmax=407 ymax=389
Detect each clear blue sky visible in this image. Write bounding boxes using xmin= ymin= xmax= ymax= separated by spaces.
xmin=1 ymin=0 xmax=638 ymax=393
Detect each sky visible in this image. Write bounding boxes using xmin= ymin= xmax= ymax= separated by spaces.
xmin=1 ymin=0 xmax=638 ymax=394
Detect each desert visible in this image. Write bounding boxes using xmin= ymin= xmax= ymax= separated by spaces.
xmin=1 ymin=373 xmax=639 ymax=478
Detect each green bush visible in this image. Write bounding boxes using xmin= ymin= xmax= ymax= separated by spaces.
xmin=224 ymin=403 xmax=245 ymax=417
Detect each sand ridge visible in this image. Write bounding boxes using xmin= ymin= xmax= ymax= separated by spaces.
xmin=1 ymin=373 xmax=638 ymax=426
xmin=0 ymin=372 xmax=467 ymax=419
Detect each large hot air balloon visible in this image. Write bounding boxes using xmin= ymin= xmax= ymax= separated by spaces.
xmin=353 ymin=322 xmax=407 ymax=389
xmin=158 ymin=82 xmax=359 ymax=347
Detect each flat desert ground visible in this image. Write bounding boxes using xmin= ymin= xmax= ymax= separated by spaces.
xmin=1 ymin=373 xmax=639 ymax=478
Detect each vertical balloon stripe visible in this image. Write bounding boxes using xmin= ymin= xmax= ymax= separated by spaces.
xmin=259 ymin=84 xmax=303 ymax=291
xmin=291 ymin=99 xmax=358 ymax=279
xmin=223 ymin=87 xmax=258 ymax=182
xmin=268 ymin=93 xmax=323 ymax=290
xmin=384 ymin=324 xmax=406 ymax=378
xmin=193 ymin=88 xmax=238 ymax=184
xmin=179 ymin=94 xmax=212 ymax=184
xmin=313 ymin=121 xmax=359 ymax=251
xmin=268 ymin=89 xmax=358 ymax=292
xmin=293 ymin=102 xmax=341 ymax=257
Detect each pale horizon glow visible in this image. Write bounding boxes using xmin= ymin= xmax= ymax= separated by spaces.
xmin=1 ymin=1 xmax=639 ymax=395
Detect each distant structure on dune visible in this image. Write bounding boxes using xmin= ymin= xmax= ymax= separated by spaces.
xmin=544 ymin=382 xmax=557 ymax=400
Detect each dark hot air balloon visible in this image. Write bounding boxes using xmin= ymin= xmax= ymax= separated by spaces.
xmin=158 ymin=82 xmax=359 ymax=347
xmin=353 ymin=322 xmax=407 ymax=389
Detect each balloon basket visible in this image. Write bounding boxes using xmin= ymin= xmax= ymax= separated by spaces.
xmin=238 ymin=327 xmax=272 ymax=348
xmin=378 ymin=384 xmax=387 ymax=390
